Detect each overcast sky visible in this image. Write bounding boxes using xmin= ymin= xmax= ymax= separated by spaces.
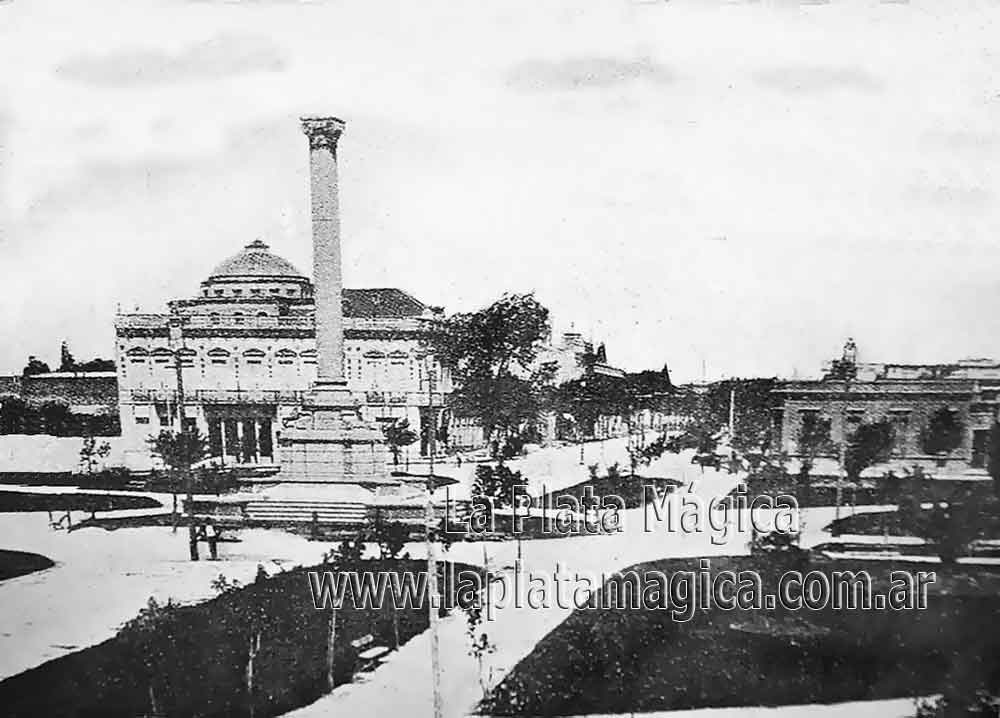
xmin=1 ymin=0 xmax=998 ymax=381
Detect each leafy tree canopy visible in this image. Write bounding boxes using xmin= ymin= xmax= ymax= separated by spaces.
xmin=382 ymin=418 xmax=419 ymax=466
xmin=844 ymin=420 xmax=894 ymax=480
xmin=147 ymin=427 xmax=209 ymax=471
xmin=427 ymin=293 xmax=554 ymax=454
xmin=22 ymin=356 xmax=50 ymax=376
xmin=798 ymin=413 xmax=834 ymax=466
xmin=472 ymin=463 xmax=523 ymax=508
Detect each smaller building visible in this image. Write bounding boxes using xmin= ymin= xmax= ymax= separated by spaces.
xmin=773 ymin=344 xmax=1000 ymax=477
xmin=0 ymin=372 xmax=119 ymax=435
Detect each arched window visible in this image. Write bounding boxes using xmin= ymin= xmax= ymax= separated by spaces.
xmin=257 ymin=311 xmax=268 ymax=318
xmin=178 ymin=348 xmax=197 ymax=369
xmin=150 ymin=348 xmax=173 ymax=366
xmin=126 ymin=347 xmax=149 ymax=364
xmin=233 ymin=312 xmax=245 ymax=325
xmin=275 ymin=349 xmax=297 ymax=366
xmin=301 ymin=349 xmax=317 ymax=365
xmin=388 ymin=350 xmax=410 ymax=388
xmin=243 ymin=348 xmax=265 ymax=365
xmin=207 ymin=348 xmax=231 ymax=366
xmin=364 ymin=350 xmax=387 ymax=388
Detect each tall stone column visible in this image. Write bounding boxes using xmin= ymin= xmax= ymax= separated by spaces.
xmin=301 ymin=116 xmax=347 ymax=390
xmin=274 ymin=115 xmax=389 ymax=486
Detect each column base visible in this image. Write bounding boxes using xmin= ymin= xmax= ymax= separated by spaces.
xmin=276 ymin=388 xmax=391 ymax=484
xmin=304 ymin=379 xmax=357 ymax=411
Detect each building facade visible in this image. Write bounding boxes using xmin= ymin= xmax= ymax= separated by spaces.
xmin=114 ymin=240 xmax=450 ymax=466
xmin=773 ymin=350 xmax=1000 ymax=476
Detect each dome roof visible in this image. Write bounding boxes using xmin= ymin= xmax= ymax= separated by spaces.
xmin=207 ymin=240 xmax=307 ymax=281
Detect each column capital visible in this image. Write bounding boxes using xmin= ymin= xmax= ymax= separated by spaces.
xmin=301 ymin=116 xmax=346 ymax=151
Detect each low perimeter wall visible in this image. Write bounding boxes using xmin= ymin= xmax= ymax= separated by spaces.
xmin=0 ymin=434 xmax=153 ymax=473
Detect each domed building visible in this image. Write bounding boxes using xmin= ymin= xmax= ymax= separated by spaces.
xmin=114 ymin=240 xmax=449 ymax=468
xmin=199 ymin=239 xmax=314 ymax=301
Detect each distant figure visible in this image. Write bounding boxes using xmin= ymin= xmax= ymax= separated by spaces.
xmin=205 ymin=523 xmax=219 ymax=560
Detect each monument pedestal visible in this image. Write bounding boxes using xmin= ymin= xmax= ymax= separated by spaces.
xmin=276 ymin=383 xmax=391 ymax=484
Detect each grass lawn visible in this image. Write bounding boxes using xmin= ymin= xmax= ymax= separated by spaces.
xmin=827 ymin=504 xmax=1000 ymax=540
xmin=0 ymin=557 xmax=480 ymax=718
xmin=483 ymin=556 xmax=1000 ymax=716
xmin=535 ymin=473 xmax=683 ymax=510
xmin=733 ymin=475 xmax=994 ymax=508
xmin=0 ymin=549 xmax=55 ymax=581
xmin=0 ymin=490 xmax=161 ymax=513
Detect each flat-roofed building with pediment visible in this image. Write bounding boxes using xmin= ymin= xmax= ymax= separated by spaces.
xmin=773 ymin=342 xmax=1000 ymax=477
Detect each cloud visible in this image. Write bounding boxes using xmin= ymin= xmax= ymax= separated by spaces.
xmin=0 ymin=109 xmax=9 ymax=245
xmin=9 ymin=115 xmax=293 ymax=244
xmin=922 ymin=128 xmax=998 ymax=152
xmin=904 ymin=184 xmax=992 ymax=209
xmin=54 ymin=34 xmax=286 ymax=87
xmin=506 ymin=56 xmax=672 ymax=92
xmin=753 ymin=65 xmax=882 ymax=94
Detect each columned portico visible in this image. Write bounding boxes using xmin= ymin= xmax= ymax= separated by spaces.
xmin=206 ymin=413 xmax=277 ymax=465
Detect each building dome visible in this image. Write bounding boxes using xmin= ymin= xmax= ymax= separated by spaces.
xmin=199 ymin=240 xmax=312 ymax=300
xmin=207 ymin=240 xmax=306 ymax=282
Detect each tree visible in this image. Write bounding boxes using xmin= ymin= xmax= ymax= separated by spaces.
xmin=368 ymin=518 xmax=409 ymax=647
xmin=465 ymin=602 xmax=497 ymax=700
xmin=147 ymin=427 xmax=209 ymax=473
xmin=921 ymin=500 xmax=977 ymax=564
xmin=922 ymin=407 xmax=964 ymax=456
xmin=37 ymin=400 xmax=71 ymax=435
xmin=118 ymin=597 xmax=181 ymax=716
xmin=382 ymin=418 xmax=418 ymax=467
xmin=472 ymin=463 xmax=523 ymax=510
xmin=701 ymin=378 xmax=778 ymax=455
xmin=988 ymin=421 xmax=1000 ymax=499
xmin=428 ymin=293 xmax=554 ymax=457
xmin=369 ymin=518 xmax=409 ymax=560
xmin=79 ymin=434 xmax=112 ymax=474
xmin=75 ymin=357 xmax=116 ymax=372
xmin=550 ymin=373 xmax=625 ymax=440
xmin=148 ymin=428 xmax=209 ymax=530
xmin=0 ymin=395 xmax=27 ymax=434
xmin=22 ymin=356 xmax=50 ymax=376
xmin=844 ymin=420 xmax=894 ymax=481
xmin=213 ymin=571 xmax=268 ymax=718
xmin=321 ymin=532 xmax=367 ymax=692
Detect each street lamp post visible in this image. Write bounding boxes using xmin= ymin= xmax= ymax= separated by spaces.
xmin=835 ymin=375 xmax=851 ymax=523
xmin=169 ymin=313 xmax=199 ymax=561
xmin=424 ymin=358 xmax=443 ymax=718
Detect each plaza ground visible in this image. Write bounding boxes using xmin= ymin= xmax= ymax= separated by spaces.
xmin=0 ymin=438 xmax=976 ymax=716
